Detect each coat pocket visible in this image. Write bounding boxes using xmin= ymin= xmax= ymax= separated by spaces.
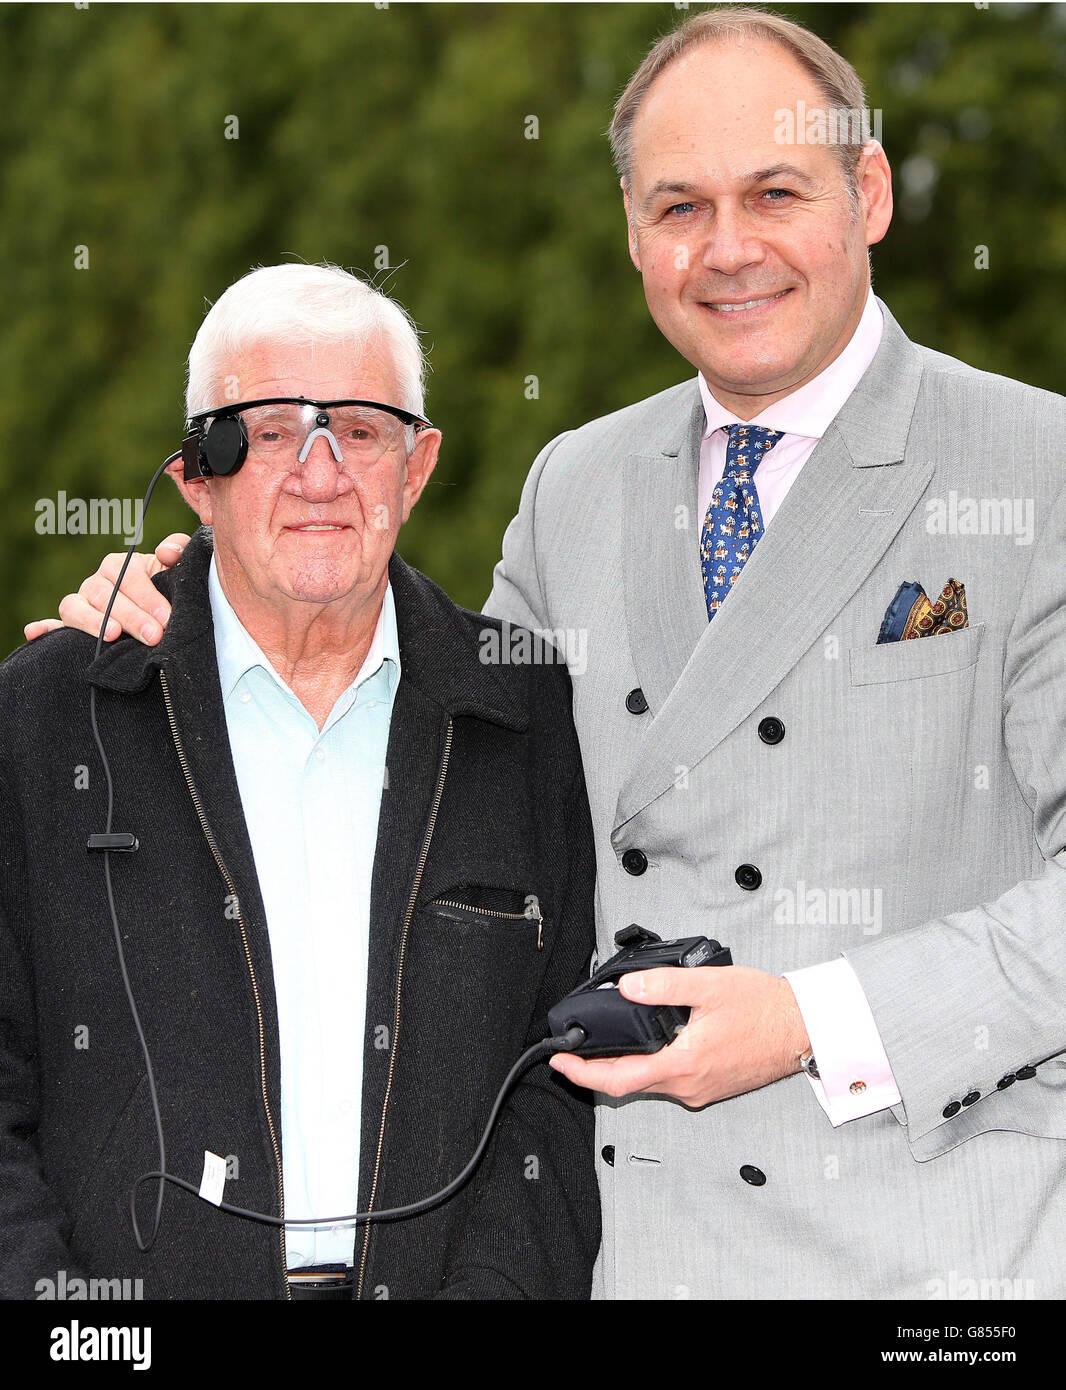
xmin=425 ymin=886 xmax=545 ymax=951
xmin=849 ymin=623 xmax=985 ymax=686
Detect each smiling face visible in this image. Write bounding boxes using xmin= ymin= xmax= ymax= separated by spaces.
xmin=624 ymin=38 xmax=892 ymax=417
xmin=178 ymin=338 xmax=439 ymax=633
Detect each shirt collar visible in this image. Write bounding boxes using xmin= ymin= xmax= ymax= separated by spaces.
xmin=697 ymin=289 xmax=883 ymax=442
xmin=209 ymin=555 xmax=400 ymax=705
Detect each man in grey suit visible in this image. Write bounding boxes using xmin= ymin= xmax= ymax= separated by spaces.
xmin=31 ymin=8 xmax=1066 ymax=1299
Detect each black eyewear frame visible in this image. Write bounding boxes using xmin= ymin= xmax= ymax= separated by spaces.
xmin=182 ymin=396 xmax=435 ymax=479
xmin=187 ymin=396 xmax=434 ymax=430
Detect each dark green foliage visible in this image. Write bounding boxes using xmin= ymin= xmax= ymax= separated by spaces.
xmin=2 ymin=2 xmax=1063 ymax=651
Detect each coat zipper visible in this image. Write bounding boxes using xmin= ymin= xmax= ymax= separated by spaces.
xmin=432 ymin=898 xmax=544 ymax=951
xmin=158 ymin=669 xmax=291 ymax=1300
xmin=355 ymin=716 xmax=454 ymax=1300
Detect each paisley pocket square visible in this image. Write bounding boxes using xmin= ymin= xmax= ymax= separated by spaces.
xmin=876 ymin=578 xmax=968 ymax=644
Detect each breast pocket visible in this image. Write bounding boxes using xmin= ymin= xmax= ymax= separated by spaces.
xmin=425 ymin=885 xmax=545 ymax=951
xmin=414 ymin=886 xmax=548 ymax=1057
xmin=849 ymin=623 xmax=985 ymax=686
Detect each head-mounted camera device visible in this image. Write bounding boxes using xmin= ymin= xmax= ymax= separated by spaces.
xmin=181 ymin=397 xmax=434 ymax=480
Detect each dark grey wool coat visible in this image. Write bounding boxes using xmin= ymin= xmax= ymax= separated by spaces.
xmin=0 ymin=529 xmax=600 ymax=1299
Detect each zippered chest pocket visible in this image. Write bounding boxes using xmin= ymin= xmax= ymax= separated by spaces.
xmin=426 ymin=886 xmax=545 ymax=951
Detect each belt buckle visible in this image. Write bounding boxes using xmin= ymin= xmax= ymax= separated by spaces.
xmin=287 ymin=1264 xmax=354 ymax=1301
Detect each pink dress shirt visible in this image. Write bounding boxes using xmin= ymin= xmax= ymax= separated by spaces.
xmin=696 ymin=289 xmax=903 ymax=1125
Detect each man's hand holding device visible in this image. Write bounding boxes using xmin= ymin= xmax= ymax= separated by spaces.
xmin=549 ymin=929 xmax=811 ymax=1109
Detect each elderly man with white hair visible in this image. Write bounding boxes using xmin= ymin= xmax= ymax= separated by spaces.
xmin=0 ymin=263 xmax=599 ymax=1301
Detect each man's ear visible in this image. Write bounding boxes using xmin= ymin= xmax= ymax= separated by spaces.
xmin=167 ymin=461 xmax=214 ymax=526
xmin=622 ymin=182 xmax=641 ymax=271
xmin=857 ymin=141 xmax=893 ymax=248
xmin=400 ymin=428 xmax=442 ymax=524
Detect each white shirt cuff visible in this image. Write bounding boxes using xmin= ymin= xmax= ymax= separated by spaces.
xmin=783 ymin=957 xmax=902 ymax=1125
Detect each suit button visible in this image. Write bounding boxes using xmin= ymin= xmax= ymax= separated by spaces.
xmin=942 ymin=1101 xmax=962 ymax=1118
xmin=961 ymin=1090 xmax=980 ymax=1106
xmin=601 ymin=1145 xmax=615 ymax=1167
xmin=625 ymin=688 xmax=649 ymax=715
xmin=740 ymin=1165 xmax=766 ymax=1186
xmin=1016 ymin=1065 xmax=1037 ymax=1080
xmin=735 ymin=863 xmax=762 ymax=891
xmin=622 ymin=849 xmax=648 ymax=876
xmin=996 ymin=1073 xmax=1016 ymax=1090
xmin=758 ymin=716 xmax=785 ymax=745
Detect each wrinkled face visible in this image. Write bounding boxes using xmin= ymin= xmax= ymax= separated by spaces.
xmin=624 ymin=39 xmax=892 ymax=415
xmin=183 ymin=339 xmax=439 ymax=622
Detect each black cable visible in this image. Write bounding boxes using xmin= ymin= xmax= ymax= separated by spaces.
xmin=128 ymin=1026 xmax=588 ymax=1237
xmin=88 ymin=452 xmax=180 ymax=1252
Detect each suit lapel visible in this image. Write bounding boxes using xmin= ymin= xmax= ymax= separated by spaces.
xmin=616 ymin=302 xmax=931 ymax=829
xmin=622 ymin=389 xmax=708 ymax=714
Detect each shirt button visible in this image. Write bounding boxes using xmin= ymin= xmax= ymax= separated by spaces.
xmin=962 ymin=1091 xmax=981 ymax=1106
xmin=942 ymin=1101 xmax=962 ymax=1118
xmin=1016 ymin=1065 xmax=1037 ymax=1080
xmin=740 ymin=1165 xmax=766 ymax=1186
xmin=996 ymin=1073 xmax=1016 ymax=1090
xmin=239 ymin=690 xmax=252 ymax=704
xmin=757 ymin=716 xmax=785 ymax=745
xmin=314 ymin=748 xmax=326 ymax=762
xmin=625 ymin=688 xmax=649 ymax=715
xmin=601 ymin=1145 xmax=615 ymax=1167
xmin=735 ymin=863 xmax=762 ymax=891
xmin=622 ymin=849 xmax=648 ymax=876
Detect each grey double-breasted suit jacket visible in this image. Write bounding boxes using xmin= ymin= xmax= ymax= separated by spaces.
xmin=485 ymin=300 xmax=1066 ymax=1300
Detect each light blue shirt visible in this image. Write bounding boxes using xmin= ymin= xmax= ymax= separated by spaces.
xmin=208 ymin=557 xmax=399 ymax=1269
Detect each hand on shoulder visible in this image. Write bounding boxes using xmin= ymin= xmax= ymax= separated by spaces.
xmin=23 ymin=534 xmax=190 ymax=645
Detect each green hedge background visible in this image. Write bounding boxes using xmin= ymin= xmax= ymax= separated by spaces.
xmin=2 ymin=1 xmax=1064 ymax=654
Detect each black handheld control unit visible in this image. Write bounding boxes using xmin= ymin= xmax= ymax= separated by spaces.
xmin=547 ymin=924 xmax=732 ymax=1058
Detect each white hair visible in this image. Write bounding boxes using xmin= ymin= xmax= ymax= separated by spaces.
xmin=185 ymin=262 xmax=427 ymax=421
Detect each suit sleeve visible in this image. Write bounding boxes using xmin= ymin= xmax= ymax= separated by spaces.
xmin=482 ymin=431 xmax=573 ymax=629
xmin=0 ymin=774 xmax=86 ymax=1297
xmin=434 ymin=683 xmax=600 ymax=1300
xmin=843 ymin=469 xmax=1066 ymax=1156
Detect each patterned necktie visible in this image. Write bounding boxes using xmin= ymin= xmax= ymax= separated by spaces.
xmin=700 ymin=424 xmax=784 ymax=621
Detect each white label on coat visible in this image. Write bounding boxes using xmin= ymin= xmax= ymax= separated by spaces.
xmin=199 ymin=1150 xmax=227 ymax=1207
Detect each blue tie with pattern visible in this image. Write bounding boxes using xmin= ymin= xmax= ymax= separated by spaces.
xmin=700 ymin=423 xmax=784 ymax=620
